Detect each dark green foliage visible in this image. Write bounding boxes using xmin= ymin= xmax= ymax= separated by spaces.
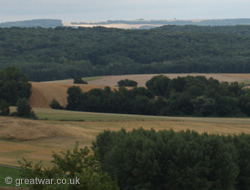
xmin=118 ymin=79 xmax=138 ymax=87
xmin=66 ymin=86 xmax=83 ymax=110
xmin=50 ymin=99 xmax=64 ymax=110
xmin=66 ymin=75 xmax=250 ymax=117
xmin=1 ymin=26 xmax=250 ymax=81
xmin=19 ymin=142 xmax=120 ymax=190
xmin=0 ymin=67 xmax=31 ymax=105
xmin=145 ymin=75 xmax=170 ymax=96
xmin=94 ymin=128 xmax=250 ymax=190
xmin=0 ymin=99 xmax=10 ymax=116
xmin=15 ymin=98 xmax=36 ymax=119
xmin=73 ymin=77 xmax=88 ymax=84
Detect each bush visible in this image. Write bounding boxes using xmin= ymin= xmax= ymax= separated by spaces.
xmin=19 ymin=142 xmax=120 ymax=190
xmin=73 ymin=77 xmax=88 ymax=84
xmin=118 ymin=79 xmax=138 ymax=87
xmin=50 ymin=99 xmax=64 ymax=110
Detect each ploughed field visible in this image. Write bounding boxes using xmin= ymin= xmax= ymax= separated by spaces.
xmin=0 ymin=73 xmax=250 ymax=167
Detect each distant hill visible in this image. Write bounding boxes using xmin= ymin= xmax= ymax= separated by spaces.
xmin=68 ymin=18 xmax=250 ymax=29
xmin=0 ymin=19 xmax=63 ymax=28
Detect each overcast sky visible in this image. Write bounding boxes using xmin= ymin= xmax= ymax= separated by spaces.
xmin=1 ymin=0 xmax=250 ymax=23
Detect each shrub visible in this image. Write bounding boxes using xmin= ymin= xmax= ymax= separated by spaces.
xmin=50 ymin=99 xmax=64 ymax=110
xmin=73 ymin=77 xmax=88 ymax=84
xmin=118 ymin=79 xmax=138 ymax=87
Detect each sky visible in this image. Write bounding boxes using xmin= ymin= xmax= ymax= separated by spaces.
xmin=1 ymin=0 xmax=250 ymax=23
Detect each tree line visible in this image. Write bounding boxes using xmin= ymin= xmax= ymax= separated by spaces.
xmin=94 ymin=128 xmax=250 ymax=190
xmin=65 ymin=75 xmax=250 ymax=117
xmin=1 ymin=25 xmax=250 ymax=81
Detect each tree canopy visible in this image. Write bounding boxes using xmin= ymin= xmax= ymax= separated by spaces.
xmin=94 ymin=128 xmax=250 ymax=190
xmin=1 ymin=26 xmax=250 ymax=81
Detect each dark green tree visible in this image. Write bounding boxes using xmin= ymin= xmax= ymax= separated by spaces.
xmin=15 ymin=98 xmax=36 ymax=119
xmin=50 ymin=99 xmax=64 ymax=110
xmin=73 ymin=77 xmax=88 ymax=84
xmin=117 ymin=79 xmax=138 ymax=87
xmin=145 ymin=75 xmax=170 ymax=96
xmin=66 ymin=86 xmax=82 ymax=110
xmin=0 ymin=99 xmax=10 ymax=116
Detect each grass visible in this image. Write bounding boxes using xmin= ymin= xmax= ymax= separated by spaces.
xmin=82 ymin=76 xmax=101 ymax=81
xmin=16 ymin=107 xmax=173 ymax=121
xmin=0 ymin=166 xmax=27 ymax=188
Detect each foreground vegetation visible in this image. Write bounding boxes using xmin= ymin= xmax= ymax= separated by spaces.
xmin=95 ymin=128 xmax=250 ymax=190
xmin=17 ymin=129 xmax=250 ymax=190
xmin=19 ymin=142 xmax=119 ymax=190
xmin=1 ymin=25 xmax=250 ymax=81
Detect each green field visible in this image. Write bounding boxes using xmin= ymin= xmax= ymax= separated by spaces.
xmin=0 ymin=166 xmax=27 ymax=188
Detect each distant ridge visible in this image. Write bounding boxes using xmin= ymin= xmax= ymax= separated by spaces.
xmin=68 ymin=18 xmax=250 ymax=29
xmin=2 ymin=18 xmax=250 ymax=29
xmin=0 ymin=19 xmax=63 ymax=28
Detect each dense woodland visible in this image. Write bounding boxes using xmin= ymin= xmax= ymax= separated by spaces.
xmin=1 ymin=25 xmax=250 ymax=81
xmin=94 ymin=128 xmax=250 ymax=190
xmin=66 ymin=75 xmax=250 ymax=117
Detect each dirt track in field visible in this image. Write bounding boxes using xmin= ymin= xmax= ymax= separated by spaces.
xmin=28 ymin=74 xmax=250 ymax=108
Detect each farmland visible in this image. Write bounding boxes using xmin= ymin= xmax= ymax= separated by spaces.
xmin=1 ymin=73 xmax=250 ymax=167
xmin=1 ymin=107 xmax=250 ymax=167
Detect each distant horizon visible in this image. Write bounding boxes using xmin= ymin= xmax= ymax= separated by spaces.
xmin=1 ymin=0 xmax=250 ymax=23
xmin=1 ymin=17 xmax=250 ymax=24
